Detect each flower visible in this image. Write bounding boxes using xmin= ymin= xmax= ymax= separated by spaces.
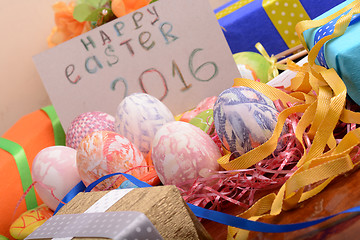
xmin=47 ymin=0 xmax=151 ymax=47
xmin=111 ymin=0 xmax=150 ymax=18
xmin=47 ymin=1 xmax=91 ymax=47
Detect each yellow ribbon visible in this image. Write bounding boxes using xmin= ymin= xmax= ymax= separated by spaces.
xmin=295 ymin=0 xmax=359 ymax=52
xmin=215 ymin=0 xmax=255 ymax=19
xmin=255 ymin=42 xmax=287 ymax=80
xmin=262 ymin=0 xmax=311 ymax=49
xmin=226 ymin=2 xmax=360 ymax=239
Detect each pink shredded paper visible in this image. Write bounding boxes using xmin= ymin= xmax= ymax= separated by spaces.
xmin=177 ymin=99 xmax=360 ymax=212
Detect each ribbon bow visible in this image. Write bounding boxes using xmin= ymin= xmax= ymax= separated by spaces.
xmin=255 ymin=42 xmax=286 ymax=80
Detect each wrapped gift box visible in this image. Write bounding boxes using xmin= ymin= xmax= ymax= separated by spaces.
xmin=43 ymin=185 xmax=212 ymax=240
xmin=0 ymin=106 xmax=63 ymax=238
xmin=215 ymin=0 xmax=346 ymax=55
xmin=302 ymin=0 xmax=360 ymax=105
xmin=26 ymin=211 xmax=164 ymax=240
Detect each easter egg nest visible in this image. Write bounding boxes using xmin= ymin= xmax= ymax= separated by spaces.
xmin=177 ymin=95 xmax=360 ymax=213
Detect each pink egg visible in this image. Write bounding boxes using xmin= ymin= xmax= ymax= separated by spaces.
xmin=66 ymin=111 xmax=115 ymax=149
xmin=76 ymin=131 xmax=148 ymax=190
xmin=152 ymin=121 xmax=221 ymax=187
xmin=31 ymin=146 xmax=81 ymax=211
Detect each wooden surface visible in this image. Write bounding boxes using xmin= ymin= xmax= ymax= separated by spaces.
xmin=202 ymin=167 xmax=360 ymax=239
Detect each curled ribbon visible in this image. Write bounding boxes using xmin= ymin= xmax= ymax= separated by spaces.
xmin=255 ymin=42 xmax=286 ymax=80
xmin=225 ymin=2 xmax=360 ymax=239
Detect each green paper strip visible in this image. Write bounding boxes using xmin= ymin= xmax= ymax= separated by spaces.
xmin=0 ymin=138 xmax=38 ymax=210
xmin=41 ymin=105 xmax=66 ymax=146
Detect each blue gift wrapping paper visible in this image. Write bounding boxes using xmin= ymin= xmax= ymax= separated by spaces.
xmin=303 ymin=0 xmax=360 ymax=105
xmin=215 ymin=0 xmax=347 ymax=55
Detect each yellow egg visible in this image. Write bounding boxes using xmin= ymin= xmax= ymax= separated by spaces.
xmin=9 ymin=204 xmax=53 ymax=239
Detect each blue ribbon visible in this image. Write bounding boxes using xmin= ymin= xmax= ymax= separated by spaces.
xmin=85 ymin=172 xmax=152 ymax=192
xmin=314 ymin=11 xmax=360 ymax=68
xmin=54 ymin=172 xmax=360 ymax=233
xmin=53 ymin=181 xmax=86 ymax=215
xmin=189 ymin=203 xmax=360 ymax=233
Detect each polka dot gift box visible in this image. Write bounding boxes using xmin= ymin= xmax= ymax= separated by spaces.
xmin=214 ymin=0 xmax=346 ymax=55
xmin=301 ymin=0 xmax=360 ymax=106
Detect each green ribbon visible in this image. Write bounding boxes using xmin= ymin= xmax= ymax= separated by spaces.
xmin=41 ymin=105 xmax=66 ymax=146
xmin=0 ymin=138 xmax=38 ymax=210
xmin=0 ymin=106 xmax=64 ymax=211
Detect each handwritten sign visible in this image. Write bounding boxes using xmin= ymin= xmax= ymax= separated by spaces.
xmin=33 ymin=0 xmax=240 ymax=130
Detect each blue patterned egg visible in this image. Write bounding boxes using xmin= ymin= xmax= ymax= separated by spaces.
xmin=115 ymin=93 xmax=175 ymax=156
xmin=213 ymin=86 xmax=279 ymax=155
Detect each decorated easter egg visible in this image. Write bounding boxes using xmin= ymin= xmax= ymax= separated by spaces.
xmin=115 ymin=93 xmax=174 ymax=156
xmin=213 ymin=86 xmax=279 ymax=155
xmin=180 ymin=96 xmax=217 ymax=122
xmin=189 ymin=109 xmax=223 ymax=152
xmin=9 ymin=204 xmax=53 ymax=239
xmin=189 ymin=109 xmax=214 ymax=134
xmin=233 ymin=51 xmax=272 ymax=83
xmin=66 ymin=111 xmax=115 ymax=149
xmin=77 ymin=131 xmax=148 ymax=190
xmin=32 ymin=146 xmax=81 ymax=211
xmin=152 ymin=121 xmax=221 ymax=187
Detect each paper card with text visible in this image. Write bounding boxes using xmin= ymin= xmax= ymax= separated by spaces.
xmin=33 ymin=0 xmax=240 ymax=130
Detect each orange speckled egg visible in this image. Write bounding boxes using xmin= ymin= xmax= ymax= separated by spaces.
xmin=77 ymin=131 xmax=148 ymax=190
xmin=9 ymin=204 xmax=53 ymax=239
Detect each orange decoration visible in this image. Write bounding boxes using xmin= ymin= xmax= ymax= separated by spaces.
xmin=139 ymin=170 xmax=161 ymax=186
xmin=47 ymin=1 xmax=91 ymax=47
xmin=141 ymin=150 xmax=161 ymax=186
xmin=0 ymin=110 xmax=56 ymax=239
xmin=111 ymin=0 xmax=150 ymax=18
